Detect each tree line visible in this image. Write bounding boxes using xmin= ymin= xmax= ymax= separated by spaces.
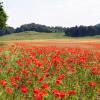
xmin=1 ymin=24 xmax=100 ymax=37
xmin=15 ymin=23 xmax=66 ymax=33
xmin=0 ymin=23 xmax=66 ymax=36
xmin=65 ymin=25 xmax=100 ymax=37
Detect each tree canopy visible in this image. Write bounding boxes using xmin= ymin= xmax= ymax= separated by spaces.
xmin=0 ymin=1 xmax=7 ymax=29
xmin=0 ymin=23 xmax=65 ymax=36
xmin=65 ymin=25 xmax=100 ymax=37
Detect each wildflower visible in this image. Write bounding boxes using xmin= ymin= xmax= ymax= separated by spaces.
xmin=11 ymin=81 xmax=18 ymax=88
xmin=5 ymin=88 xmax=13 ymax=95
xmin=89 ymin=82 xmax=96 ymax=87
xmin=55 ymin=79 xmax=61 ymax=85
xmin=33 ymin=88 xmax=40 ymax=94
xmin=34 ymin=94 xmax=42 ymax=100
xmin=21 ymin=85 xmax=28 ymax=94
xmin=37 ymin=77 xmax=44 ymax=82
xmin=0 ymin=80 xmax=7 ymax=87
xmin=91 ymin=67 xmax=98 ymax=75
xmin=21 ymin=69 xmax=28 ymax=75
xmin=32 ymin=67 xmax=36 ymax=71
xmin=58 ymin=74 xmax=64 ymax=80
xmin=68 ymin=90 xmax=76 ymax=95
xmin=41 ymin=83 xmax=49 ymax=89
xmin=60 ymin=92 xmax=66 ymax=98
xmin=15 ymin=76 xmax=21 ymax=81
xmin=52 ymin=89 xmax=60 ymax=98
xmin=40 ymin=91 xmax=47 ymax=97
xmin=33 ymin=88 xmax=42 ymax=100
xmin=52 ymin=89 xmax=66 ymax=98
xmin=97 ymin=89 xmax=100 ymax=95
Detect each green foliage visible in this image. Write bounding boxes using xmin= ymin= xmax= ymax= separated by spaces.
xmin=0 ymin=27 xmax=15 ymax=36
xmin=15 ymin=23 xmax=65 ymax=33
xmin=0 ymin=1 xmax=7 ymax=29
xmin=0 ymin=22 xmax=65 ymax=36
xmin=65 ymin=25 xmax=100 ymax=37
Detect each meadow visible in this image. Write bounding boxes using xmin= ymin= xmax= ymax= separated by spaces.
xmin=0 ymin=32 xmax=100 ymax=100
xmin=0 ymin=32 xmax=100 ymax=41
xmin=0 ymin=32 xmax=66 ymax=41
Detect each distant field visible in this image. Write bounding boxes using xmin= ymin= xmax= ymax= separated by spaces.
xmin=0 ymin=32 xmax=67 ymax=41
xmin=1 ymin=32 xmax=100 ymax=48
xmin=0 ymin=31 xmax=100 ymax=41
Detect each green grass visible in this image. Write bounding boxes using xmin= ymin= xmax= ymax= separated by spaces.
xmin=0 ymin=32 xmax=67 ymax=41
xmin=0 ymin=31 xmax=100 ymax=42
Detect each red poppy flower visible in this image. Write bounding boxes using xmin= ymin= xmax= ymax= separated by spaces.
xmin=5 ymin=88 xmax=13 ymax=95
xmin=89 ymin=82 xmax=96 ymax=87
xmin=21 ymin=85 xmax=28 ymax=94
xmin=37 ymin=77 xmax=44 ymax=82
xmin=33 ymin=88 xmax=40 ymax=94
xmin=55 ymin=79 xmax=61 ymax=85
xmin=0 ymin=80 xmax=7 ymax=87
xmin=41 ymin=83 xmax=49 ymax=89
xmin=68 ymin=90 xmax=76 ymax=95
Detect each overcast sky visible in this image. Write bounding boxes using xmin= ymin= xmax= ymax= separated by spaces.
xmin=3 ymin=0 xmax=100 ymax=28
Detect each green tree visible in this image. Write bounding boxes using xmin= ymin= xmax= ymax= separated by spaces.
xmin=0 ymin=1 xmax=7 ymax=29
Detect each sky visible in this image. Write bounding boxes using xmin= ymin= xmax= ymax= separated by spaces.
xmin=2 ymin=0 xmax=100 ymax=28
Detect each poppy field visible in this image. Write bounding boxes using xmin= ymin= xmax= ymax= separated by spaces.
xmin=0 ymin=41 xmax=100 ymax=100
